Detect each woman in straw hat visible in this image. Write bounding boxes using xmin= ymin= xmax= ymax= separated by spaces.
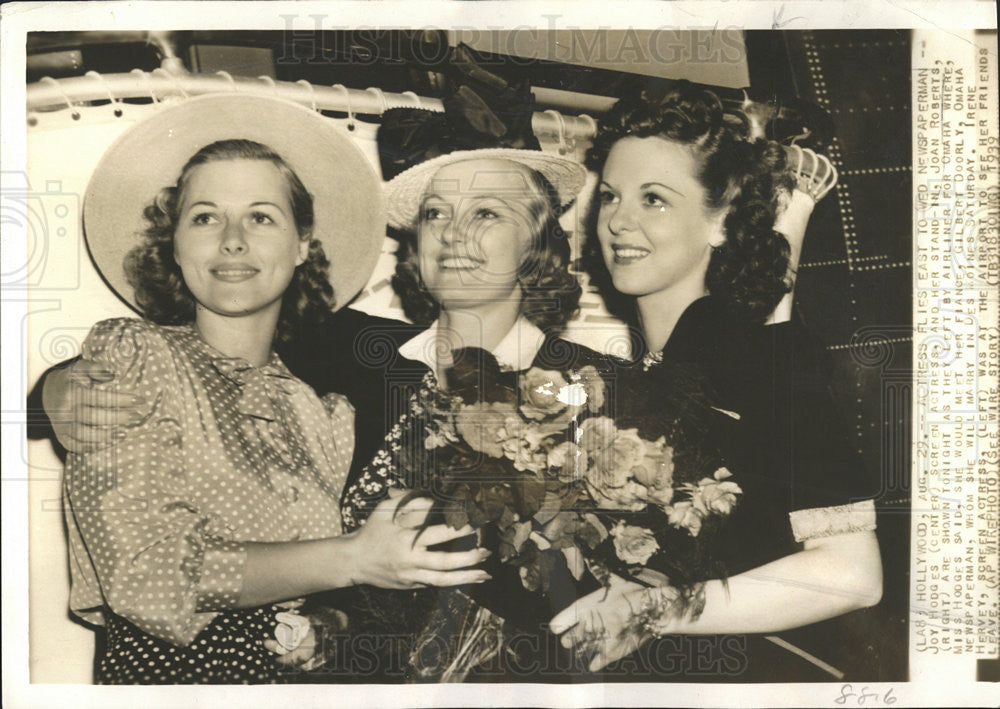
xmin=317 ymin=93 xmax=613 ymax=680
xmin=548 ymin=81 xmax=882 ymax=682
xmin=57 ymin=94 xmax=490 ymax=684
xmin=37 ymin=53 xmax=607 ymax=680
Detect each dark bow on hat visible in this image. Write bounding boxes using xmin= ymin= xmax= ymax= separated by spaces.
xmin=378 ymin=44 xmax=542 ymax=181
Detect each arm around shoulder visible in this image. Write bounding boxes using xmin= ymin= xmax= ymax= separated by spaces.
xmin=64 ymin=319 xmax=250 ymax=645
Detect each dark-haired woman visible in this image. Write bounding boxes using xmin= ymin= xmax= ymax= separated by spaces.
xmin=59 ymin=96 xmax=489 ymax=684
xmin=549 ymin=82 xmax=882 ymax=682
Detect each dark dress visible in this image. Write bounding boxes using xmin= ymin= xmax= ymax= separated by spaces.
xmin=313 ymin=324 xmax=616 ymax=683
xmin=278 ymin=308 xmax=431 ymax=494
xmin=594 ymin=296 xmax=879 ymax=683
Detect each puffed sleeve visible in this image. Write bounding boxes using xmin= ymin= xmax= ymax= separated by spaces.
xmin=64 ymin=318 xmax=247 ymax=646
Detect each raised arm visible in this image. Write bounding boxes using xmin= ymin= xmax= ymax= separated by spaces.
xmin=768 ymin=146 xmax=839 ymax=325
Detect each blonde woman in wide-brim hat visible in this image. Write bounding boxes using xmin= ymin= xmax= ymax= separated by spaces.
xmin=51 ymin=94 xmax=490 ymax=684
xmin=330 ymin=95 xmax=602 ymax=681
xmin=339 ymin=103 xmax=593 ymax=535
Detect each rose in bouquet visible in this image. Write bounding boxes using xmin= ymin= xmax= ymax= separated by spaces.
xmin=394 ymin=348 xmax=743 ymax=639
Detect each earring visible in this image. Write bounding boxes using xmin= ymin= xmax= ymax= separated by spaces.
xmin=708 ymin=215 xmax=727 ymax=250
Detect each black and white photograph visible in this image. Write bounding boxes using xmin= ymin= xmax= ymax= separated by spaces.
xmin=2 ymin=2 xmax=997 ymax=707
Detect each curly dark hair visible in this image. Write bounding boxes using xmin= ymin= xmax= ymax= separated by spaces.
xmin=584 ymin=80 xmax=794 ymax=323
xmin=390 ymin=164 xmax=582 ymax=333
xmin=123 ymin=139 xmax=335 ymax=345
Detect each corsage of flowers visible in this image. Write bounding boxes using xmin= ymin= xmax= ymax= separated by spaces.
xmin=268 ymin=599 xmax=349 ymax=672
xmin=274 ymin=609 xmax=311 ymax=656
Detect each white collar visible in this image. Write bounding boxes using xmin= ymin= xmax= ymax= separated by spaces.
xmin=398 ymin=316 xmax=546 ymax=374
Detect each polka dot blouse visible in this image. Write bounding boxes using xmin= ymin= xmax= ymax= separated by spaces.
xmin=63 ymin=318 xmax=354 ymax=682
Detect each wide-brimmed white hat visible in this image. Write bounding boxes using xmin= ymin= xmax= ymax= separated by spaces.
xmin=382 ymin=148 xmax=587 ymax=230
xmin=84 ymin=93 xmax=385 ymax=312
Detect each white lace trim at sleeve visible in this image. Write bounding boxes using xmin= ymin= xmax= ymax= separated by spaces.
xmin=789 ymin=499 xmax=877 ymax=542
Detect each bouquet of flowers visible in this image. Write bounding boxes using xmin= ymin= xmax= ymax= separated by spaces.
xmin=385 ymin=347 xmax=742 ymax=677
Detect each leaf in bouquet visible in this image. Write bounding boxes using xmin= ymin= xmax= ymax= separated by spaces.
xmin=532 ymin=549 xmax=560 ymax=594
xmin=541 ymin=511 xmax=582 ymax=549
xmin=576 ymin=524 xmax=601 ymax=551
xmin=512 ymin=475 xmax=546 ymax=517
xmin=554 ymin=481 xmax=587 ymax=507
xmin=452 ymin=479 xmax=475 ymax=497
xmin=539 ymin=547 xmax=561 ymax=573
xmin=498 ymin=518 xmax=532 ymax=560
xmin=473 ymin=456 xmax=518 ymax=486
xmin=481 ymin=486 xmax=508 ymax=522
xmin=516 ymin=539 xmax=543 ymax=593
xmin=443 ymin=504 xmax=470 ymax=530
xmin=532 ymin=491 xmax=563 ymax=525
xmin=488 ymin=375 xmax=519 ymax=407
xmin=578 ymin=512 xmax=609 ymax=549
xmin=561 ymin=546 xmax=586 ymax=581
xmin=467 ymin=499 xmax=489 ymax=528
xmin=519 ymin=564 xmax=541 ymax=593
xmin=511 ymin=520 xmax=532 ymax=553
xmin=543 ymin=475 xmax=567 ymax=492
xmin=497 ymin=503 xmax=517 ymax=531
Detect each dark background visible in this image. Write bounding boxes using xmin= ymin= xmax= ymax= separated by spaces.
xmin=759 ymin=31 xmax=912 ymax=681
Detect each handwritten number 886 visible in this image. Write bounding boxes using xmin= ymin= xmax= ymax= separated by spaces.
xmin=835 ymin=685 xmax=897 ymax=706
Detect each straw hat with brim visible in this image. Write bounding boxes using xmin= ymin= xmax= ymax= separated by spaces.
xmin=84 ymin=93 xmax=385 ymax=312
xmin=382 ymin=148 xmax=588 ymax=230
